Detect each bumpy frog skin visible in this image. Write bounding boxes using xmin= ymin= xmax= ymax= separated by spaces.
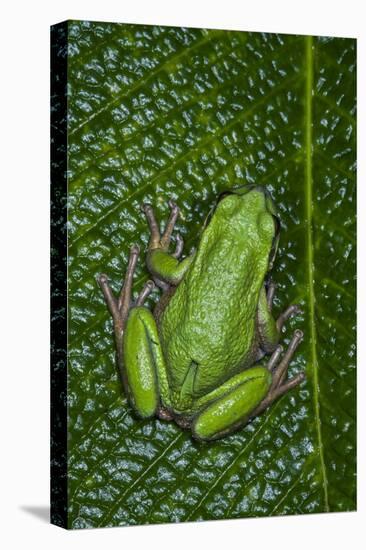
xmin=98 ymin=185 xmax=305 ymax=441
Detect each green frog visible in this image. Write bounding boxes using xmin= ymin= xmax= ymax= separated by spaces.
xmin=98 ymin=185 xmax=305 ymax=441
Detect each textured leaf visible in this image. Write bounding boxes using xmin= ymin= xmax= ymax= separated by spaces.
xmin=66 ymin=21 xmax=356 ymax=528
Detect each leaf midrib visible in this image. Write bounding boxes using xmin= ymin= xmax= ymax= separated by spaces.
xmin=305 ymin=35 xmax=329 ymax=512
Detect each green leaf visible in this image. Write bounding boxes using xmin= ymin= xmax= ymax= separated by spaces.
xmin=66 ymin=21 xmax=356 ymax=528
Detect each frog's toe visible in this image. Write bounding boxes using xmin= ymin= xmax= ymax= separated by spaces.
xmin=98 ymin=273 xmax=109 ymax=285
xmin=142 ymin=199 xmax=181 ymax=251
xmin=276 ymin=304 xmax=302 ymax=332
xmin=135 ymin=280 xmax=155 ymax=306
xmin=267 ymin=344 xmax=283 ymax=371
xmin=160 ymin=200 xmax=180 ymax=248
xmin=271 ymin=329 xmax=303 ymax=388
xmin=172 ymin=233 xmax=184 ymax=259
xmin=272 ymin=371 xmax=306 ymax=400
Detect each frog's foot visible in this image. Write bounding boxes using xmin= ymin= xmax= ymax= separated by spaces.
xmin=252 ymin=329 xmax=305 ymax=417
xmin=142 ymin=199 xmax=183 ymax=254
xmin=97 ymin=244 xmax=155 ymax=334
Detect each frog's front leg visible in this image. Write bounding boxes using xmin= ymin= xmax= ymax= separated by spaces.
xmin=98 ymin=245 xmax=171 ymax=419
xmin=192 ymin=330 xmax=304 ymax=441
xmin=142 ymin=200 xmax=194 ymax=288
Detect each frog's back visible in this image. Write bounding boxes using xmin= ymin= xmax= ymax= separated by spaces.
xmin=160 ymin=192 xmax=275 ymax=399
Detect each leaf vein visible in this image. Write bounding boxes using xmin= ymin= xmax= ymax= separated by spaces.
xmin=69 ymin=30 xmax=222 ymax=137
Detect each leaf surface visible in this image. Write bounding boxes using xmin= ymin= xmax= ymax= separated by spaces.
xmin=66 ymin=21 xmax=356 ymax=528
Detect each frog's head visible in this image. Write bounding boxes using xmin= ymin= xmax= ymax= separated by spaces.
xmin=207 ymin=184 xmax=281 ymax=270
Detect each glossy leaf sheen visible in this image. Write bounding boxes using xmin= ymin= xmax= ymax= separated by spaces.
xmin=67 ymin=21 xmax=356 ymax=528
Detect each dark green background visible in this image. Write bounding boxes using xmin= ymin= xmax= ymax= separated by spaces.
xmin=66 ymin=21 xmax=356 ymax=528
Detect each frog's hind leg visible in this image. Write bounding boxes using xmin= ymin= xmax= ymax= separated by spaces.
xmin=252 ymin=329 xmax=305 ymax=417
xmin=191 ymin=330 xmax=305 ymax=442
xmin=142 ymin=200 xmax=195 ymax=288
xmin=276 ymin=304 xmax=301 ymax=332
xmin=123 ymin=305 xmax=171 ymax=419
xmin=98 ymin=243 xmax=152 ymax=376
xmin=192 ymin=366 xmax=272 ymax=441
xmin=98 ymin=246 xmax=171 ymax=419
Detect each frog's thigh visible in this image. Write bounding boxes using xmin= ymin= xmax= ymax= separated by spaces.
xmin=192 ymin=367 xmax=272 ymax=441
xmin=123 ymin=307 xmax=170 ymax=418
